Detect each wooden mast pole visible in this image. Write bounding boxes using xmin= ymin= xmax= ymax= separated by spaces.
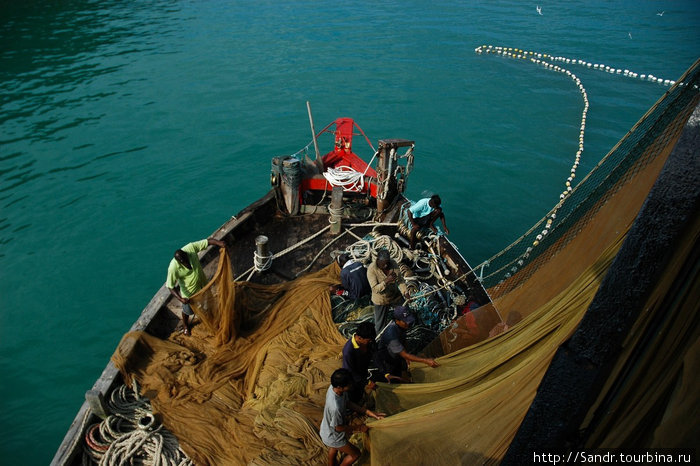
xmin=306 ymin=101 xmax=324 ymax=174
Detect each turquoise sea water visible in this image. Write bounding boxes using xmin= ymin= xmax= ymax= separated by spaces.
xmin=1 ymin=1 xmax=698 ymax=463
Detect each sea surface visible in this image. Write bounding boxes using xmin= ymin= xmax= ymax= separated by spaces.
xmin=1 ymin=1 xmax=698 ymax=463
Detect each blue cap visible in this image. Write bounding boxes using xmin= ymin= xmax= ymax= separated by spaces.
xmin=393 ymin=306 xmax=416 ymax=325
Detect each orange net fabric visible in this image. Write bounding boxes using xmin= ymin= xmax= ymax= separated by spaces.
xmin=110 ymin=233 xmax=621 ymax=465
xmin=112 ymin=252 xmax=346 ymax=465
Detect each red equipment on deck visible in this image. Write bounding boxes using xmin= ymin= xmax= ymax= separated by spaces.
xmin=300 ymin=118 xmax=379 ymax=197
xmin=271 ymin=117 xmax=414 ymax=217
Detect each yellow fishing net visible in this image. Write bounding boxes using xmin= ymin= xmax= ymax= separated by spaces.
xmin=112 ymin=256 xmax=347 ymax=465
xmin=367 ymin=232 xmax=622 ymax=465
xmin=110 ymin=208 xmax=696 ymax=465
xmin=109 ymin=228 xmax=620 ymax=465
xmin=364 ymin=92 xmax=699 ymax=463
xmin=110 ymin=136 xmax=693 ymax=466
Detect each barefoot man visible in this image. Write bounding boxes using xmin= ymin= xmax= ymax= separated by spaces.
xmin=166 ymin=237 xmax=226 ymax=335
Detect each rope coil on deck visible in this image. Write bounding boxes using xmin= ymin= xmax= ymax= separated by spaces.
xmin=82 ymin=381 xmax=193 ymax=466
xmin=323 ymin=165 xmax=366 ymax=192
xmin=332 ymin=232 xmax=481 ymax=336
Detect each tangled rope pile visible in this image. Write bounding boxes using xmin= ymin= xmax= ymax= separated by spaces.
xmin=83 ymin=381 xmax=192 ymax=466
xmin=344 ymin=233 xmax=405 ymax=264
xmin=332 ymin=233 xmax=472 ymax=342
xmin=322 ymin=147 xmax=381 ymax=193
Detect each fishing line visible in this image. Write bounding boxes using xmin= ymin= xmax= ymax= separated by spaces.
xmin=474 ymin=45 xmax=675 ymax=253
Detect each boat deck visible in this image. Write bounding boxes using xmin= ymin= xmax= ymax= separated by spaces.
xmin=53 ymin=189 xmax=489 ymax=465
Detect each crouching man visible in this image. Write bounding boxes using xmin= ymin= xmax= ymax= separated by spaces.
xmin=319 ymin=368 xmax=385 ymax=466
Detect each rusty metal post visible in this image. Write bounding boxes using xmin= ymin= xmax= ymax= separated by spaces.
xmin=376 ymin=143 xmax=388 ymax=218
xmin=330 ymin=186 xmax=343 ymax=235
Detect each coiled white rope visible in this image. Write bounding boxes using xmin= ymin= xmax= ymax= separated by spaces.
xmin=347 ymin=234 xmax=404 ymax=264
xmin=328 ymin=205 xmax=344 ymax=224
xmin=99 ymin=423 xmax=189 ymax=466
xmin=253 ymin=250 xmax=273 ymax=272
xmin=323 ymin=165 xmax=365 ymax=192
xmin=106 ymin=382 xmax=151 ymax=421
xmin=245 ymin=248 xmax=274 ymax=281
xmin=373 ymin=235 xmax=403 ymax=261
xmin=347 ymin=239 xmax=372 ymax=263
xmin=83 ymin=382 xmax=192 ymax=466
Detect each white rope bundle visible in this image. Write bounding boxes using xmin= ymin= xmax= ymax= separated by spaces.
xmin=106 ymin=382 xmax=151 ymax=420
xmin=83 ymin=382 xmax=192 ymax=466
xmin=253 ymin=250 xmax=273 ymax=272
xmin=98 ymin=424 xmax=190 ymax=466
xmin=323 ymin=166 xmax=365 ymax=192
xmin=370 ymin=235 xmax=404 ymax=263
xmin=342 ymin=234 xmax=405 ymax=264
xmin=347 ymin=239 xmax=372 ymax=263
xmin=328 ymin=205 xmax=344 ymax=225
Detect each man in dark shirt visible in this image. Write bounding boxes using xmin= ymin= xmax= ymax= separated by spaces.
xmin=331 ymin=254 xmax=371 ymax=301
xmin=341 ymin=321 xmax=376 ymax=403
xmin=376 ymin=307 xmax=439 ymax=383
xmin=340 ymin=254 xmax=371 ymax=300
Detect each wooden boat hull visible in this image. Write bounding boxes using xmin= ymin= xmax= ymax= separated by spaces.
xmin=52 ymin=187 xmax=487 ymax=465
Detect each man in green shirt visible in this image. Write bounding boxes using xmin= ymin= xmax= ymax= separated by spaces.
xmin=166 ymin=237 xmax=226 ymax=335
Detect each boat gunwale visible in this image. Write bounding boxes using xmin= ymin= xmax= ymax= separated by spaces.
xmin=51 ymin=191 xmax=277 ymax=466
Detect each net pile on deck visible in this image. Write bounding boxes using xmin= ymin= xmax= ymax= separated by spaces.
xmin=113 ymin=255 xmax=346 ymax=465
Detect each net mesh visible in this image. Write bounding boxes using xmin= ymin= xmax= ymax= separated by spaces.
xmin=112 ymin=256 xmax=347 ymax=465
xmin=110 ymin=60 xmax=699 ymax=465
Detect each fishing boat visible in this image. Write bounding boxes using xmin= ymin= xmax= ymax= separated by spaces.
xmin=53 ymin=56 xmax=699 ymax=465
xmin=52 ymin=109 xmax=491 ymax=465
